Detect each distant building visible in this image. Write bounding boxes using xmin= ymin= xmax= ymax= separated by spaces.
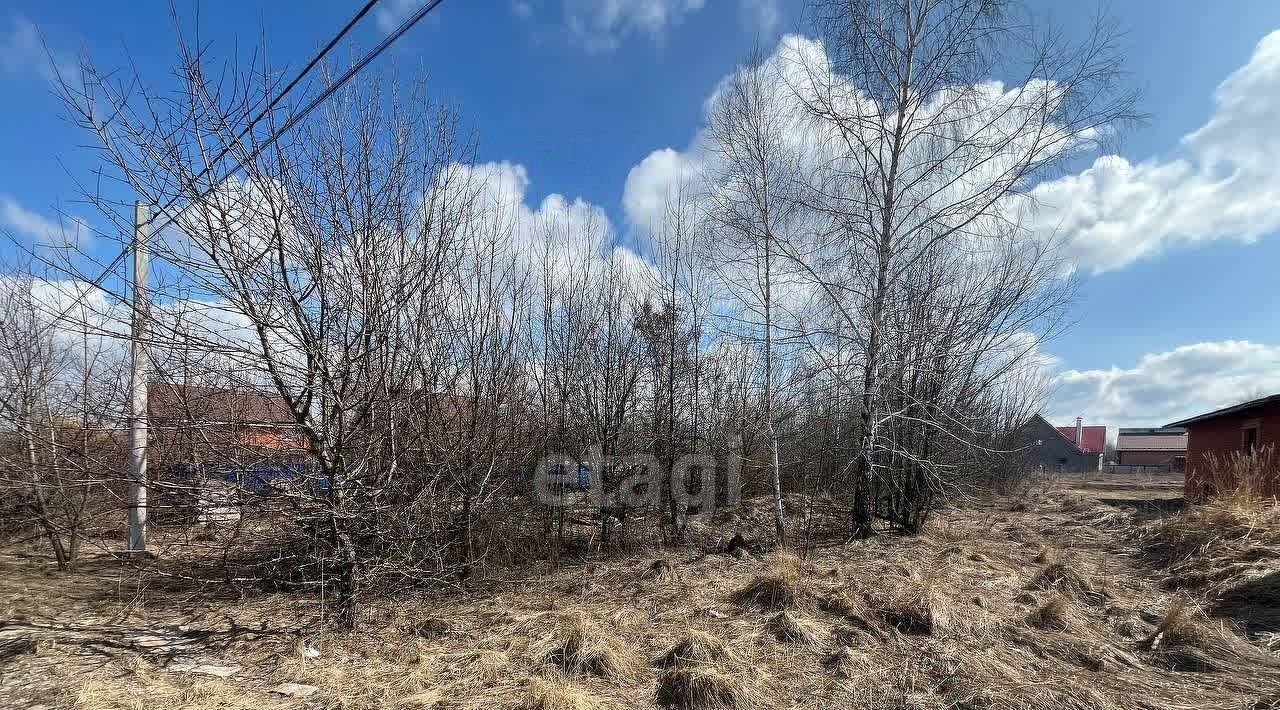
xmin=1011 ymin=415 xmax=1105 ymax=472
xmin=1116 ymin=427 xmax=1187 ymax=471
xmin=148 ymin=383 xmax=306 ymax=464
xmin=1167 ymin=394 xmax=1280 ymax=500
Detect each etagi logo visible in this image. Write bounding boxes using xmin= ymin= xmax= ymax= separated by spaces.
xmin=533 ymin=438 xmax=742 ymax=516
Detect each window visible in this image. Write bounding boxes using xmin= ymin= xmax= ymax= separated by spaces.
xmin=1244 ymin=426 xmax=1259 ymax=454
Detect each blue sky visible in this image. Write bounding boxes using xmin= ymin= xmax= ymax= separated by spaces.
xmin=4 ymin=0 xmax=1280 ymax=429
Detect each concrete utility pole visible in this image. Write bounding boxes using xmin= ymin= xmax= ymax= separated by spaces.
xmin=127 ymin=201 xmax=150 ymax=554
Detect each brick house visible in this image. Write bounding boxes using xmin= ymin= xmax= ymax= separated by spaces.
xmin=1116 ymin=427 xmax=1187 ymax=470
xmin=1166 ymin=394 xmax=1280 ymax=500
xmin=148 ymin=383 xmax=306 ymax=465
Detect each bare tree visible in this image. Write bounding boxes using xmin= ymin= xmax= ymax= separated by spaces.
xmin=53 ymin=34 xmax=486 ymax=624
xmin=703 ymin=47 xmax=804 ymax=545
xmin=791 ymin=0 xmax=1137 ymax=534
xmin=0 ymin=268 xmax=121 ymax=569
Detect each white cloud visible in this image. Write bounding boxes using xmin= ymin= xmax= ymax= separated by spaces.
xmin=444 ymin=161 xmax=660 ymax=298
xmin=1 ymin=15 xmax=77 ymax=84
xmin=374 ymin=0 xmax=434 ymax=35
xmin=563 ymin=0 xmax=705 ymax=52
xmin=0 ymin=195 xmax=91 ymax=249
xmin=1047 ymin=341 xmax=1280 ymax=428
xmin=626 ymin=28 xmax=1280 ymax=276
xmin=738 ymin=0 xmax=780 ymax=36
xmin=1030 ymin=30 xmax=1280 ymax=272
xmin=622 ymin=148 xmax=700 ymax=234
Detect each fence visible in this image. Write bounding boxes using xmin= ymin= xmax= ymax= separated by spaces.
xmin=1103 ymin=463 xmax=1175 ymax=475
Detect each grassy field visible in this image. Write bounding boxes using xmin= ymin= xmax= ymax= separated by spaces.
xmin=1 ymin=477 xmax=1277 ymax=710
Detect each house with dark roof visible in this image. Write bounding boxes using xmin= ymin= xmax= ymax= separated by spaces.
xmin=1167 ymin=394 xmax=1280 ymax=500
xmin=1009 ymin=415 xmax=1105 ymax=473
xmin=1116 ymin=427 xmax=1187 ymax=471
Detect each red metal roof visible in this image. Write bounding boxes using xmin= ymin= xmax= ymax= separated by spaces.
xmin=1055 ymin=424 xmax=1107 ymax=454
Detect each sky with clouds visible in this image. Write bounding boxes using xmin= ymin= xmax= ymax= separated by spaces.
xmin=3 ymin=0 xmax=1280 ymax=432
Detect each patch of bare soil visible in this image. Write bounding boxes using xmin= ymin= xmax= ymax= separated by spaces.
xmin=2 ymin=486 xmax=1279 ymax=710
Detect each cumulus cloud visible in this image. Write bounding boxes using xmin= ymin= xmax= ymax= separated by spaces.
xmin=627 ymin=28 xmax=1280 ymax=275
xmin=1047 ymin=341 xmax=1280 ymax=428
xmin=623 ymin=33 xmax=1088 ymax=241
xmin=446 ymin=161 xmax=660 ymax=298
xmin=0 ymin=195 xmax=92 ymax=249
xmin=1029 ymin=30 xmax=1280 ymax=272
xmin=622 ymin=148 xmax=700 ymax=234
xmin=563 ymin=0 xmax=705 ymax=52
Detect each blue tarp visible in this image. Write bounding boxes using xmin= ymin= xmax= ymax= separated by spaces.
xmin=546 ymin=462 xmax=593 ymax=490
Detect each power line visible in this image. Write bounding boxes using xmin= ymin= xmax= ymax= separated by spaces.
xmin=47 ymin=0 xmax=446 ymax=329
xmin=150 ymin=0 xmax=383 ymax=219
xmin=42 ymin=0 xmax=382 ymax=331
xmin=149 ymin=0 xmax=448 ymax=236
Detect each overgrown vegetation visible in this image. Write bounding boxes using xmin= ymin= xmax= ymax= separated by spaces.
xmin=2 ymin=480 xmax=1278 ymax=710
xmin=0 ymin=0 xmax=1143 ymax=629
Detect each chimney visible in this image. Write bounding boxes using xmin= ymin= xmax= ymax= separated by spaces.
xmin=1075 ymin=417 xmax=1084 ymax=447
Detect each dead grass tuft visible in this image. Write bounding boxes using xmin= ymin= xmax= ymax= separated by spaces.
xmin=655 ymin=631 xmax=729 ymax=669
xmin=407 ymin=617 xmax=452 ymax=640
xmin=1026 ymin=594 xmax=1073 ymax=631
xmin=870 ymin=583 xmax=951 ymax=636
xmin=656 ymin=665 xmax=742 ymax=710
xmin=642 ymin=558 xmax=680 ymax=582
xmin=539 ymin=613 xmax=641 ymax=681
xmin=1027 ymin=561 xmax=1096 ymax=597
xmin=520 ymin=676 xmax=602 ymax=710
xmin=730 ymin=551 xmax=805 ymax=610
xmin=765 ymin=610 xmax=823 ymax=646
xmin=1142 ymin=597 xmax=1280 ymax=675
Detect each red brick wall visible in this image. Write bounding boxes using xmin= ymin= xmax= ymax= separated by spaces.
xmin=1185 ymin=401 xmax=1280 ymax=499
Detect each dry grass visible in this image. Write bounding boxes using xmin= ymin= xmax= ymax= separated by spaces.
xmin=1027 ymin=561 xmax=1097 ymax=597
xmin=641 ymin=558 xmax=680 ymax=582
xmin=729 ymin=550 xmax=805 ymax=610
xmin=7 ymin=485 xmax=1280 ymax=710
xmin=655 ymin=666 xmax=742 ymax=710
xmin=520 ymin=676 xmax=603 ymax=710
xmin=64 ymin=675 xmax=266 ymax=710
xmin=764 ymin=610 xmax=822 ymax=646
xmin=868 ymin=578 xmax=953 ymax=636
xmin=653 ymin=634 xmax=745 ymax=710
xmin=1134 ymin=482 xmax=1280 ymax=644
xmin=538 ymin=612 xmax=642 ymax=682
xmin=1026 ymin=594 xmax=1073 ymax=631
xmin=654 ymin=632 xmax=729 ymax=670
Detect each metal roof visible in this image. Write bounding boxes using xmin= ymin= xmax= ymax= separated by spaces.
xmin=1116 ymin=433 xmax=1187 ymax=451
xmin=1054 ymin=424 xmax=1107 ymax=454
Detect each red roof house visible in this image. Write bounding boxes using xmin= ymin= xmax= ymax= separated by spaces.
xmin=1055 ymin=417 xmax=1107 ymax=456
